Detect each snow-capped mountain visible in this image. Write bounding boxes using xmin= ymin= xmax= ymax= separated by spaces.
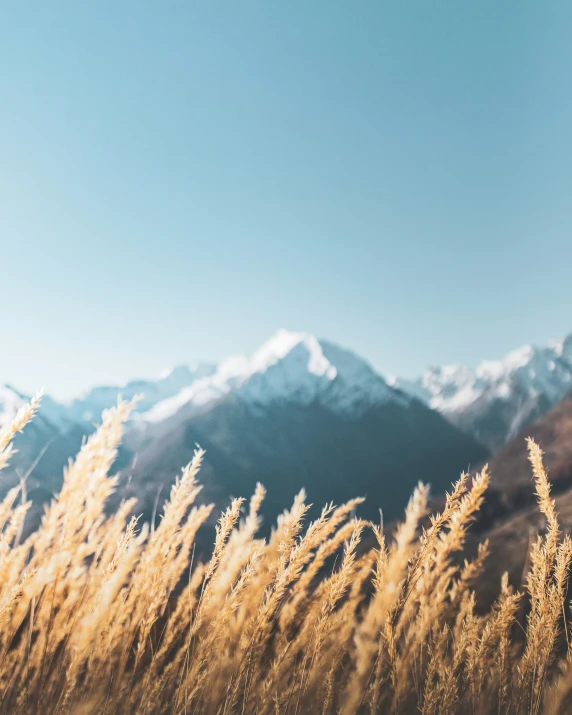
xmin=119 ymin=331 xmax=487 ymax=526
xmin=393 ymin=334 xmax=572 ymax=451
xmin=5 ymin=327 xmax=404 ymax=432
xmin=142 ymin=330 xmax=404 ymax=424
xmin=0 ymin=329 xmax=489 ymax=531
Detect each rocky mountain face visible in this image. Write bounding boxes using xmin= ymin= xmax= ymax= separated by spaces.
xmin=120 ymin=387 xmax=488 ymax=529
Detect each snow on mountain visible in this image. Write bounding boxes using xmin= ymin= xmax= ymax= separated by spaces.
xmin=124 ymin=331 xmax=488 ymax=528
xmin=64 ymin=362 xmax=218 ymax=424
xmin=143 ymin=329 xmax=406 ymax=424
xmin=0 ymin=331 xmax=489 ymax=533
xmin=9 ymin=328 xmax=572 ymax=456
xmin=0 ymin=330 xmax=404 ymax=433
xmin=141 ymin=358 xmax=250 ymax=423
xmin=393 ymin=334 xmax=572 ymax=450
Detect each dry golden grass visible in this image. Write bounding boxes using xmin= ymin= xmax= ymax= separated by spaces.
xmin=2 ymin=396 xmax=572 ymax=714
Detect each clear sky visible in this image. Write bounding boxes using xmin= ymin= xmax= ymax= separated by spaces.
xmin=1 ymin=1 xmax=572 ymax=399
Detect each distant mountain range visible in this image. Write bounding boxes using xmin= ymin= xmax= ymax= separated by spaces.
xmin=392 ymin=334 xmax=572 ymax=451
xmin=4 ymin=328 xmax=572 ymax=532
xmin=0 ymin=330 xmax=487 ymax=529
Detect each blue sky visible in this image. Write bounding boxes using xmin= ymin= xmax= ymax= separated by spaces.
xmin=1 ymin=1 xmax=572 ymax=398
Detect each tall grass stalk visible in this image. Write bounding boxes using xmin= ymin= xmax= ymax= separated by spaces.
xmin=0 ymin=396 xmax=571 ymax=714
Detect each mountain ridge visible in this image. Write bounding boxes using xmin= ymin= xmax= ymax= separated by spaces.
xmin=392 ymin=333 xmax=572 ymax=450
xmin=5 ymin=328 xmax=572 ymax=458
xmin=0 ymin=328 xmax=488 ymax=533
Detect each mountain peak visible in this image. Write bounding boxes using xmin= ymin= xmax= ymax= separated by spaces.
xmin=250 ymin=330 xmax=337 ymax=380
xmin=0 ymin=330 xmax=407 ymax=432
xmin=141 ymin=330 xmax=403 ymax=424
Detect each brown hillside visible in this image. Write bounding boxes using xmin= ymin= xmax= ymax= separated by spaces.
xmin=459 ymin=394 xmax=572 ymax=605
xmin=486 ymin=392 xmax=572 ymax=490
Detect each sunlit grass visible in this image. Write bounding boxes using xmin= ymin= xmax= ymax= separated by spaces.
xmin=0 ymin=395 xmax=571 ymax=713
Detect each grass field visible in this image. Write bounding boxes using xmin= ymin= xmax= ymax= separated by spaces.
xmin=0 ymin=394 xmax=571 ymax=714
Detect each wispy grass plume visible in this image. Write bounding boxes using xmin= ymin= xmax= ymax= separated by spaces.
xmin=0 ymin=397 xmax=570 ymax=714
